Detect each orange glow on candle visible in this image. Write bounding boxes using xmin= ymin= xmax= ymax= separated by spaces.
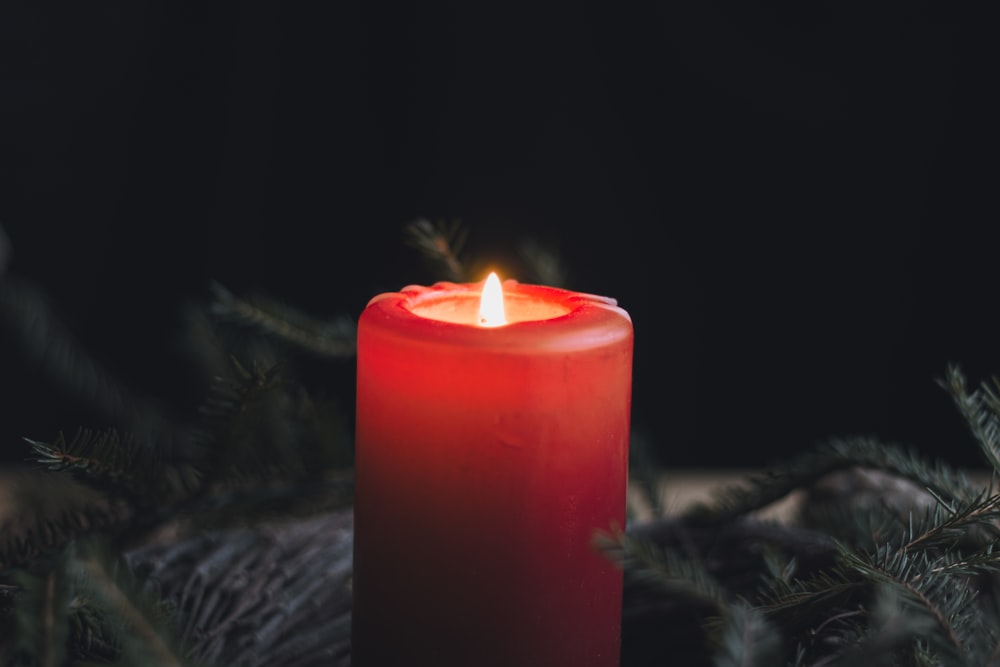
xmin=478 ymin=272 xmax=507 ymax=327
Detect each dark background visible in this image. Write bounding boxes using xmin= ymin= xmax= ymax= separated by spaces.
xmin=0 ymin=4 xmax=990 ymax=469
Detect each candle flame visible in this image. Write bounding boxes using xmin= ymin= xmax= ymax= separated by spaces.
xmin=478 ymin=272 xmax=507 ymax=327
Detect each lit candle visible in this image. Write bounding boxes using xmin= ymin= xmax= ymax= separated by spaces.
xmin=352 ymin=273 xmax=633 ymax=666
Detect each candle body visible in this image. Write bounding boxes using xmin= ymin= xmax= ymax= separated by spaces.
xmin=352 ymin=281 xmax=633 ymax=666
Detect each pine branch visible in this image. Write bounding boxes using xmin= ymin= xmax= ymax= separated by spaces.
xmin=833 ymin=583 xmax=941 ymax=667
xmin=838 ymin=544 xmax=977 ymax=664
xmin=109 ymin=359 xmax=353 ymax=535
xmin=627 ymin=430 xmax=667 ymax=520
xmin=687 ymin=437 xmax=980 ymax=524
xmin=0 ymin=504 xmax=133 ymax=571
xmin=67 ymin=594 xmax=121 ymax=663
xmin=595 ymin=528 xmax=730 ymax=616
xmin=0 ymin=469 xmax=134 ymax=570
xmin=758 ymin=563 xmax=866 ymax=631
xmin=753 ymin=481 xmax=1000 ymax=664
xmin=69 ymin=539 xmax=193 ymax=667
xmin=901 ymin=489 xmax=1000 ymax=554
xmin=291 ymin=389 xmax=353 ymax=471
xmin=403 ymin=218 xmax=469 ymax=282
xmin=192 ymin=356 xmax=351 ymax=484
xmin=3 ymin=559 xmax=71 ymax=667
xmin=0 ymin=275 xmax=183 ymax=449
xmin=710 ymin=601 xmax=784 ymax=667
xmin=191 ymin=358 xmax=286 ymax=482
xmin=26 ymin=428 xmax=163 ymax=505
xmin=757 ymin=541 xmax=996 ymax=666
xmin=165 ymin=472 xmax=354 ymax=534
xmin=517 ymin=238 xmax=569 ymax=288
xmin=943 ymin=365 xmax=1000 ymax=476
xmin=208 ymin=282 xmax=355 ymax=359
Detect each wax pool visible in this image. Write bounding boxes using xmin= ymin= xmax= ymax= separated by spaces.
xmin=352 ymin=277 xmax=634 ymax=667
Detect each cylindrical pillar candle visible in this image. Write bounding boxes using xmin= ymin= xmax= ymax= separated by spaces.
xmin=352 ymin=274 xmax=633 ymax=666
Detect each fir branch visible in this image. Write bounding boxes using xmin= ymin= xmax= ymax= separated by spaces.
xmin=627 ymin=430 xmax=666 ymax=521
xmin=839 ymin=544 xmax=975 ymax=662
xmin=834 ymin=583 xmax=942 ymax=667
xmin=0 ymin=472 xmax=134 ymax=570
xmin=67 ymin=593 xmax=121 ymax=663
xmin=191 ymin=358 xmax=286 ymax=481
xmin=208 ymin=282 xmax=355 ymax=359
xmin=4 ymin=561 xmax=71 ymax=667
xmin=595 ymin=528 xmax=730 ymax=616
xmin=190 ymin=357 xmax=351 ymax=489
xmin=758 ymin=564 xmax=866 ymax=629
xmin=901 ymin=489 xmax=1000 ymax=554
xmin=517 ymin=238 xmax=568 ymax=288
xmin=291 ymin=389 xmax=353 ymax=471
xmin=166 ymin=473 xmax=354 ymax=534
xmin=710 ymin=601 xmax=784 ymax=667
xmin=69 ymin=540 xmax=192 ymax=667
xmin=0 ymin=275 xmax=179 ymax=445
xmin=921 ymin=543 xmax=1000 ymax=579
xmin=404 ymin=218 xmax=468 ymax=282
xmin=943 ymin=365 xmax=1000 ymax=476
xmin=26 ymin=428 xmax=163 ymax=505
xmin=688 ymin=437 xmax=979 ymax=523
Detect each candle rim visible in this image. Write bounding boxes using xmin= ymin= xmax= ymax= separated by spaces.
xmin=361 ymin=279 xmax=632 ymax=352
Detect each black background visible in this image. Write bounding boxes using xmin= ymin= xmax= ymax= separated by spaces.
xmin=0 ymin=3 xmax=991 ymax=469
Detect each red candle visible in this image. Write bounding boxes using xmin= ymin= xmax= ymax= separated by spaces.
xmin=352 ymin=273 xmax=633 ymax=666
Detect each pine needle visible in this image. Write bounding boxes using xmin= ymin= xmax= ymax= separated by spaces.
xmin=595 ymin=528 xmax=730 ymax=615
xmin=711 ymin=601 xmax=784 ymax=667
xmin=27 ymin=429 xmax=161 ymax=503
xmin=208 ymin=282 xmax=355 ymax=359
xmin=403 ymin=218 xmax=468 ymax=282
xmin=517 ymin=238 xmax=568 ymax=287
xmin=4 ymin=561 xmax=71 ymax=667
xmin=0 ymin=468 xmax=134 ymax=570
xmin=901 ymin=489 xmax=1000 ymax=554
xmin=627 ymin=429 xmax=666 ymax=521
xmin=838 ymin=544 xmax=977 ymax=663
xmin=687 ymin=437 xmax=980 ymax=523
xmin=943 ymin=365 xmax=1000 ymax=476
xmin=0 ymin=275 xmax=161 ymax=433
xmin=69 ymin=540 xmax=192 ymax=667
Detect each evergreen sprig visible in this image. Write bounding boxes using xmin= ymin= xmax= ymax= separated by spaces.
xmin=711 ymin=601 xmax=783 ymax=667
xmin=208 ymin=282 xmax=355 ymax=359
xmin=10 ymin=221 xmax=1000 ymax=666
xmin=686 ymin=436 xmax=980 ymax=524
xmin=596 ymin=529 xmax=730 ymax=617
xmin=516 ymin=238 xmax=568 ymax=288
xmin=0 ymin=465 xmax=137 ymax=571
xmin=67 ymin=540 xmax=193 ymax=667
xmin=944 ymin=364 xmax=1000 ymax=477
xmin=26 ymin=429 xmax=167 ymax=506
xmin=404 ymin=218 xmax=469 ymax=282
xmin=2 ymin=539 xmax=193 ymax=667
xmin=188 ymin=357 xmax=351 ymax=493
xmin=836 ymin=543 xmax=992 ymax=665
xmin=616 ymin=365 xmax=1000 ymax=666
xmin=900 ymin=488 xmax=1000 ymax=554
xmin=3 ymin=555 xmax=72 ymax=667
